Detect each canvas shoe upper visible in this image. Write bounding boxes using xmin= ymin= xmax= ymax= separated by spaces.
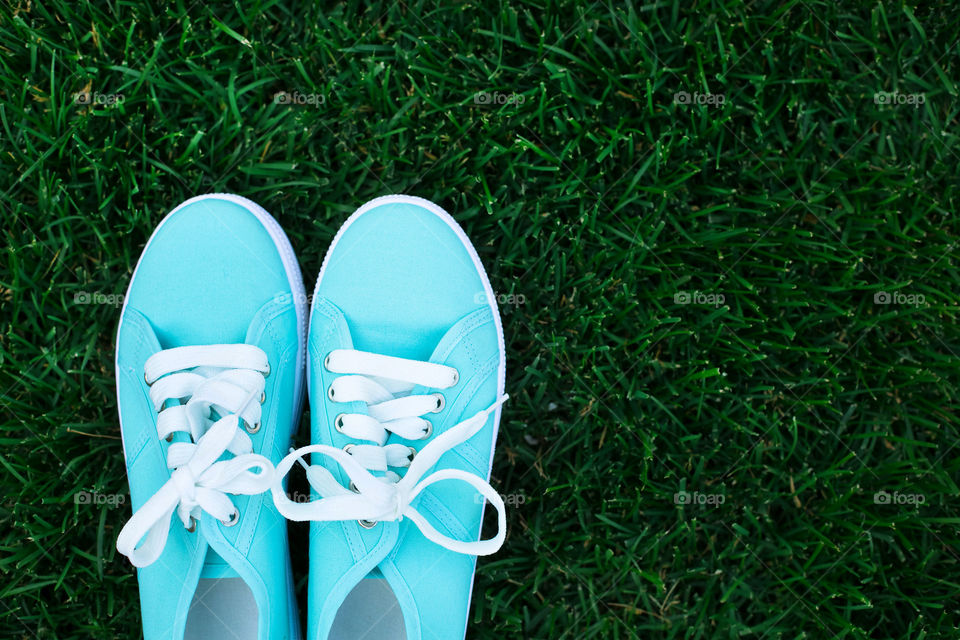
xmin=271 ymin=195 xmax=507 ymax=640
xmin=115 ymin=194 xmax=305 ymax=640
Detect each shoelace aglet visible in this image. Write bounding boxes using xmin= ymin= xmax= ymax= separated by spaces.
xmin=477 ymin=394 xmax=509 ymax=421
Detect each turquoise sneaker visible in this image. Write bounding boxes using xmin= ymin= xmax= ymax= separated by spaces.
xmin=271 ymin=195 xmax=508 ymax=640
xmin=115 ymin=194 xmax=305 ymax=639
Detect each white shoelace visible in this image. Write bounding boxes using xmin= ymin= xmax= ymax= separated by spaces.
xmin=117 ymin=345 xmax=275 ymax=567
xmin=272 ymin=349 xmax=508 ymax=556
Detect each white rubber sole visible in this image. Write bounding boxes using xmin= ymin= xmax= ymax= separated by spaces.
xmin=308 ymin=194 xmax=506 ymax=640
xmin=115 ymin=193 xmax=307 ymax=459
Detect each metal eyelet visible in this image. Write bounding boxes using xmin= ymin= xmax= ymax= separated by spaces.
xmin=185 ymin=517 xmax=197 ymax=533
xmin=343 ymin=443 xmax=354 ymax=454
xmin=328 ymin=385 xmax=336 ymax=400
xmin=263 ymin=362 xmax=270 ymax=378
xmin=407 ymin=446 xmax=417 ymax=462
xmin=346 ymin=461 xmax=379 ymax=529
xmin=165 ymin=433 xmax=174 ymax=442
xmin=421 ymin=422 xmax=433 ymax=439
xmin=221 ymin=510 xmax=240 ymax=527
xmin=324 ymin=354 xmax=332 ymax=370
xmin=259 ymin=391 xmax=266 ymax=405
xmin=144 ymin=371 xmax=152 ymax=386
xmin=451 ymin=370 xmax=459 ymax=384
xmin=432 ymin=393 xmax=445 ymax=413
xmin=334 ymin=414 xmax=346 ymax=433
xmin=244 ymin=419 xmax=261 ymax=434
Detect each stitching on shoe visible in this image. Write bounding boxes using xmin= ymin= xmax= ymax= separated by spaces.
xmin=433 ymin=307 xmax=490 ymax=363
xmin=417 ymin=491 xmax=471 ymax=543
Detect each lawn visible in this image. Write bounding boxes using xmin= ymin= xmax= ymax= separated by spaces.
xmin=1 ymin=0 xmax=959 ymax=638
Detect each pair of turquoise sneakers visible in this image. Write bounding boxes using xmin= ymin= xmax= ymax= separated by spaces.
xmin=115 ymin=194 xmax=508 ymax=639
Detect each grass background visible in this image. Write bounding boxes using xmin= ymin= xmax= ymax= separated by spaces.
xmin=1 ymin=0 xmax=959 ymax=637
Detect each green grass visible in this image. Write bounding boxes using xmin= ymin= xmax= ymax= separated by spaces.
xmin=1 ymin=0 xmax=959 ymax=637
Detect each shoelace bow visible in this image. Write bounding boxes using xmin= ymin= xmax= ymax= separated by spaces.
xmin=116 ymin=345 xmax=274 ymax=567
xmin=272 ymin=349 xmax=508 ymax=556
